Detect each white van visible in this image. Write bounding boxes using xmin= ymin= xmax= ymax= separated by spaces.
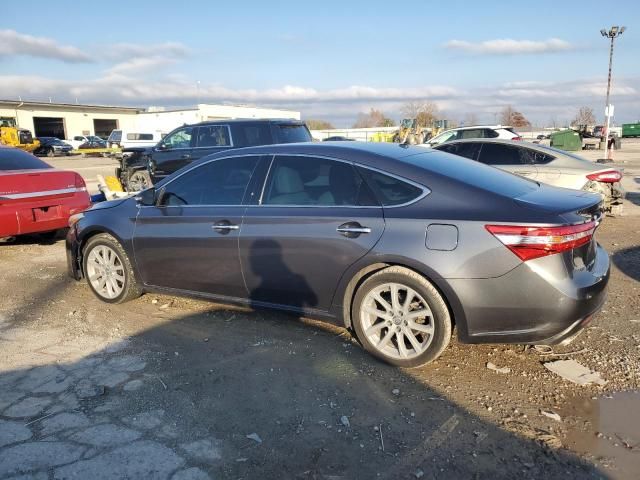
xmin=107 ymin=130 xmax=161 ymax=149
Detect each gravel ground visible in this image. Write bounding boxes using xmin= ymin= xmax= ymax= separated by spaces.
xmin=0 ymin=141 xmax=637 ymax=479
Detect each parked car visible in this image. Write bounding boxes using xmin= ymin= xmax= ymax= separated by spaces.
xmin=67 ymin=142 xmax=609 ymax=367
xmin=0 ymin=146 xmax=90 ymax=240
xmin=34 ymin=137 xmax=73 ymax=157
xmin=67 ymin=135 xmax=106 ymax=150
xmin=107 ymin=130 xmax=162 ymax=149
xmin=433 ymin=139 xmax=624 ymax=213
xmin=323 ymin=136 xmax=356 ymax=141
xmin=423 ymin=125 xmax=522 ymax=147
xmin=117 ymin=119 xmax=313 ymax=191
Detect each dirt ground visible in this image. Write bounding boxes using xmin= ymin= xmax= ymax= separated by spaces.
xmin=0 ymin=144 xmax=639 ymax=479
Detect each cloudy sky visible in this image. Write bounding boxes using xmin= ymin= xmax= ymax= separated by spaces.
xmin=2 ymin=0 xmax=639 ymax=126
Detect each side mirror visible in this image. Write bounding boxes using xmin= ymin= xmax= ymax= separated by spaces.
xmin=156 ymin=143 xmax=169 ymax=151
xmin=135 ymin=188 xmax=156 ymax=206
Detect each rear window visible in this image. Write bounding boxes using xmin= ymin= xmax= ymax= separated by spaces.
xmin=126 ymin=133 xmax=154 ymax=141
xmin=274 ymin=124 xmax=312 ymax=143
xmin=406 ymin=151 xmax=538 ymax=198
xmin=0 ymin=149 xmax=52 ymax=170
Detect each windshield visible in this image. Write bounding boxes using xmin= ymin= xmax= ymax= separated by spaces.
xmin=0 ymin=149 xmax=52 ymax=170
xmin=275 ymin=124 xmax=312 ymax=143
xmin=429 ymin=130 xmax=456 ymax=145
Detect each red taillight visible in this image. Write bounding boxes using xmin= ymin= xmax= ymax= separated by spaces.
xmin=586 ymin=170 xmax=622 ymax=183
xmin=511 ymin=136 xmax=522 ymax=141
xmin=74 ymin=173 xmax=87 ymax=190
xmin=485 ymin=221 xmax=596 ymax=261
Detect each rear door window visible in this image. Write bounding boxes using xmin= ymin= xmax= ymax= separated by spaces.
xmin=478 ymin=143 xmax=532 ymax=166
xmin=274 ymin=124 xmax=312 ymax=143
xmin=159 ymin=156 xmax=259 ymax=206
xmin=0 ymin=149 xmax=52 ymax=170
xmin=262 ymin=156 xmax=378 ymax=206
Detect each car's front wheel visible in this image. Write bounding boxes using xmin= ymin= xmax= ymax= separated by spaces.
xmin=127 ymin=170 xmax=152 ymax=192
xmin=83 ymin=233 xmax=142 ymax=304
xmin=352 ymin=266 xmax=451 ymax=367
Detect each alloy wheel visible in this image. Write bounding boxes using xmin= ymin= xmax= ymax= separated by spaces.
xmin=360 ymin=282 xmax=435 ymax=360
xmin=86 ymin=245 xmax=125 ymax=299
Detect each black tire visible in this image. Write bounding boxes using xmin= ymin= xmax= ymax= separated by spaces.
xmin=351 ymin=266 xmax=452 ymax=367
xmin=82 ymin=233 xmax=142 ymax=304
xmin=38 ymin=230 xmax=60 ymax=241
xmin=127 ymin=170 xmax=152 ymax=191
xmin=46 ymin=148 xmax=55 ymax=158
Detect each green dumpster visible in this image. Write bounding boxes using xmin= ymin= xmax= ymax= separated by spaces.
xmin=622 ymin=123 xmax=640 ymax=138
xmin=550 ymin=129 xmax=582 ymax=151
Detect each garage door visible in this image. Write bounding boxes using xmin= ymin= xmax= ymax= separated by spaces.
xmin=33 ymin=117 xmax=65 ymax=139
xmin=94 ymin=119 xmax=118 ymax=139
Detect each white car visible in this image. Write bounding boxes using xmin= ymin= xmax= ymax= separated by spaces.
xmin=66 ymin=135 xmax=106 ymax=150
xmin=424 ymin=125 xmax=521 ymax=147
xmin=434 ymin=139 xmax=625 ymax=213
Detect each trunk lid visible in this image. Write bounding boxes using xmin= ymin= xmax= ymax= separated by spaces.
xmin=514 ymin=183 xmax=602 ymax=217
xmin=0 ymin=169 xmax=83 ymax=203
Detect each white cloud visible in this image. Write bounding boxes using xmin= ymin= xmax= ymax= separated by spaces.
xmin=0 ymin=29 xmax=92 ymax=63
xmin=107 ymin=57 xmax=179 ymax=75
xmin=105 ymin=42 xmax=189 ymax=60
xmin=445 ymin=38 xmax=574 ymax=55
xmin=1 ymin=73 xmax=638 ymax=126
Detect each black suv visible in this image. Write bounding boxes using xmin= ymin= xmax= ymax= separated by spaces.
xmin=117 ymin=119 xmax=312 ymax=190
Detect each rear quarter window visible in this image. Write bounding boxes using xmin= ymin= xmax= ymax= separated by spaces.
xmin=274 ymin=124 xmax=312 ymax=143
xmin=405 ymin=151 xmax=538 ymax=198
xmin=358 ymin=168 xmax=424 ymax=206
xmin=0 ymin=149 xmax=52 ymax=170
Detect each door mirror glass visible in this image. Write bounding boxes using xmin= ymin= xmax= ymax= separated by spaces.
xmin=136 ymin=187 xmax=156 ymax=206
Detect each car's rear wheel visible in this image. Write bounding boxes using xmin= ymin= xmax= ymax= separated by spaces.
xmin=352 ymin=266 xmax=451 ymax=367
xmin=83 ymin=233 xmax=141 ymax=304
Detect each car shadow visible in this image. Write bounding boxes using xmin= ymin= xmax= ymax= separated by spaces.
xmin=0 ymin=229 xmax=68 ymax=246
xmin=624 ymin=192 xmax=640 ymax=207
xmin=0 ymin=275 xmax=609 ymax=479
xmin=612 ymin=245 xmax=640 ymax=282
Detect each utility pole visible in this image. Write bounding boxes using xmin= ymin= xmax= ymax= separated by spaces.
xmin=600 ymin=25 xmax=626 ymax=161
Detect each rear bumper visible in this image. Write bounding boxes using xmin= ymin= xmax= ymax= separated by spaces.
xmin=451 ymin=243 xmax=610 ymax=345
xmin=0 ymin=194 xmax=90 ymax=237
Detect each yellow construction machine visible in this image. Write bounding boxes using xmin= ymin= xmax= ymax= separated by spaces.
xmin=0 ymin=126 xmax=40 ymax=152
xmin=392 ymin=118 xmax=425 ymax=144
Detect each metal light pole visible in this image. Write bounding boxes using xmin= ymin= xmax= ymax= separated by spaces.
xmin=600 ymin=25 xmax=625 ymax=161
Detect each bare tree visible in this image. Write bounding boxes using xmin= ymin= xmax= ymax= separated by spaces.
xmin=500 ymin=105 xmax=530 ymax=127
xmin=352 ymin=108 xmax=395 ymax=128
xmin=400 ymin=101 xmax=439 ymax=127
xmin=571 ymin=107 xmax=596 ymax=127
xmin=305 ymin=119 xmax=335 ymax=130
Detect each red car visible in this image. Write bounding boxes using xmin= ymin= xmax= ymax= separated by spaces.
xmin=0 ymin=146 xmax=91 ymax=239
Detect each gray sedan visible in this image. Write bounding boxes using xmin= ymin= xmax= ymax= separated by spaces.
xmin=434 ymin=139 xmax=624 ymax=213
xmin=66 ymin=142 xmax=609 ymax=367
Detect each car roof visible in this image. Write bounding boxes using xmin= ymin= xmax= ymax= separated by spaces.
xmin=443 ymin=125 xmax=513 ymax=131
xmin=190 ymin=118 xmax=305 ymax=127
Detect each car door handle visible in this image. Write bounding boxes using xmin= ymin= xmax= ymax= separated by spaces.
xmin=337 ymin=222 xmax=371 ymax=238
xmin=212 ymin=221 xmax=239 ymax=233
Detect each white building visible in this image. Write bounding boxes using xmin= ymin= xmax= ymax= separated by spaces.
xmin=0 ymin=100 xmax=300 ymax=140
